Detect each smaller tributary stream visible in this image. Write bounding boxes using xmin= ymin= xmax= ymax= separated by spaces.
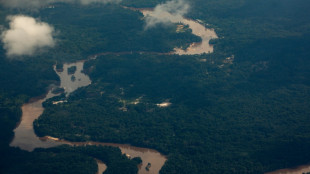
xmin=10 ymin=61 xmax=167 ymax=174
xmin=10 ymin=6 xmax=305 ymax=174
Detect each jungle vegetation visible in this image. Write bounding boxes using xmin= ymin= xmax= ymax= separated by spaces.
xmin=1 ymin=0 xmax=310 ymax=174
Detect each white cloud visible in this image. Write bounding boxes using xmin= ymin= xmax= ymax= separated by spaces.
xmin=1 ymin=15 xmax=55 ymax=56
xmin=0 ymin=0 xmax=122 ymax=8
xmin=144 ymin=0 xmax=190 ymax=29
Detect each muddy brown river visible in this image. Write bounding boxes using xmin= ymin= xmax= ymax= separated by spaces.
xmin=10 ymin=6 xmax=305 ymax=174
xmin=10 ymin=8 xmax=218 ymax=173
xmin=141 ymin=9 xmax=218 ymax=55
xmin=10 ymin=61 xmax=167 ymax=174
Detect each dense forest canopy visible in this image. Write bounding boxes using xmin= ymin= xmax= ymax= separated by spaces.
xmin=1 ymin=0 xmax=310 ymax=173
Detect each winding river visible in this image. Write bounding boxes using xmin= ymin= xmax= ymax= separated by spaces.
xmin=8 ymin=6 xmax=310 ymax=174
xmin=10 ymin=61 xmax=167 ymax=174
xmin=141 ymin=9 xmax=217 ymax=55
xmin=8 ymin=5 xmax=310 ymax=174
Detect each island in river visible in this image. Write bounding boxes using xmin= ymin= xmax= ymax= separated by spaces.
xmin=11 ymin=61 xmax=166 ymax=174
xmin=2 ymin=1 xmax=310 ymax=174
xmin=10 ymin=7 xmax=217 ymax=174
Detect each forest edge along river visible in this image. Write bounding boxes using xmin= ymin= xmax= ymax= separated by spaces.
xmin=10 ymin=7 xmax=216 ymax=173
xmin=9 ymin=6 xmax=305 ymax=174
xmin=10 ymin=61 xmax=167 ymax=174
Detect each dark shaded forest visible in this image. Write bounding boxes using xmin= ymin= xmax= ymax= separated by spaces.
xmin=0 ymin=2 xmax=199 ymax=173
xmin=1 ymin=0 xmax=310 ymax=174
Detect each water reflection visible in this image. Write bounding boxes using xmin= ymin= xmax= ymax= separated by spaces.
xmin=10 ymin=91 xmax=62 ymax=151
xmin=10 ymin=61 xmax=167 ymax=174
xmin=9 ymin=7 xmax=219 ymax=173
xmin=141 ymin=9 xmax=218 ymax=55
xmin=56 ymin=61 xmax=91 ymax=95
xmin=62 ymin=141 xmax=166 ymax=174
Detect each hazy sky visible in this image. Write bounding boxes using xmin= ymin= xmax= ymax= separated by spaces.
xmin=0 ymin=0 xmax=122 ymax=8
